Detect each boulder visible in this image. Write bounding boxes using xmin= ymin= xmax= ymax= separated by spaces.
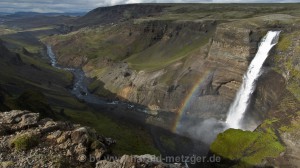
xmin=71 ymin=127 xmax=89 ymax=145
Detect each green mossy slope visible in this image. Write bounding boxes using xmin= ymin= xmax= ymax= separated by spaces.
xmin=210 ymin=129 xmax=285 ymax=167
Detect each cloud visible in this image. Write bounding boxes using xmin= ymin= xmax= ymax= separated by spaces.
xmin=0 ymin=0 xmax=299 ymax=13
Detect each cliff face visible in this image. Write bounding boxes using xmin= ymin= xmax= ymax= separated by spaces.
xmin=209 ymin=16 xmax=300 ymax=167
xmin=47 ymin=17 xmax=278 ymax=123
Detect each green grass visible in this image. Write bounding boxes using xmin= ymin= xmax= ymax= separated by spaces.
xmin=125 ymin=29 xmax=212 ymax=72
xmin=10 ymin=133 xmax=39 ymax=151
xmin=0 ymin=161 xmax=14 ymax=168
xmin=210 ymin=129 xmax=285 ymax=166
xmin=278 ymin=111 xmax=300 ymax=133
xmin=47 ymin=94 xmax=86 ymax=110
xmin=277 ymin=34 xmax=292 ymax=51
xmin=276 ymin=31 xmax=300 ymax=52
xmin=0 ymin=26 xmax=17 ymax=35
xmin=44 ymin=25 xmax=132 ymax=61
xmin=0 ymin=24 xmax=54 ymax=54
xmin=285 ymin=59 xmax=300 ymax=101
xmin=273 ymin=31 xmax=300 ymax=101
xmin=25 ymin=26 xmax=55 ymax=32
xmin=58 ymin=107 xmax=160 ymax=156
xmin=1 ymin=37 xmax=41 ymax=53
xmin=21 ymin=54 xmax=73 ymax=82
xmin=0 ymin=53 xmax=73 ymax=101
xmin=87 ymin=79 xmax=117 ymax=98
xmin=159 ymin=135 xmax=176 ymax=151
xmin=46 ymin=18 xmax=214 ymax=72
xmin=135 ymin=4 xmax=300 ymax=22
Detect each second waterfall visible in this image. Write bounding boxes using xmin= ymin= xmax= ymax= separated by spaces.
xmin=226 ymin=31 xmax=281 ymax=130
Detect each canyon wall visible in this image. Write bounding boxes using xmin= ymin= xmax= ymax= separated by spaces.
xmin=47 ymin=17 xmax=284 ymax=124
xmin=45 ymin=5 xmax=300 ymax=166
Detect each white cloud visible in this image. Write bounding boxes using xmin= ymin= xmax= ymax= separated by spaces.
xmin=0 ymin=0 xmax=299 ymax=13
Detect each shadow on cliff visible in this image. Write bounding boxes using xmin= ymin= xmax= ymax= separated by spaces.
xmin=77 ymin=78 xmax=213 ymax=167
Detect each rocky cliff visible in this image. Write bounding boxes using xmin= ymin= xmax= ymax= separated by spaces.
xmin=46 ymin=14 xmax=285 ymax=126
xmin=209 ymin=15 xmax=300 ymax=167
xmin=0 ymin=110 xmax=182 ymax=168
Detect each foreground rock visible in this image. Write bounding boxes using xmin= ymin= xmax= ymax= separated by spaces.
xmin=0 ymin=110 xmax=182 ymax=168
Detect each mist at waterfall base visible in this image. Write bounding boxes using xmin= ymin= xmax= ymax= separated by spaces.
xmin=176 ymin=31 xmax=280 ymax=145
xmin=177 ymin=118 xmax=226 ymax=144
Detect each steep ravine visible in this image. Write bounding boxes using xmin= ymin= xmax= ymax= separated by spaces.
xmin=46 ymin=11 xmax=300 ymax=167
xmin=46 ymin=45 xmax=210 ymax=165
xmin=47 ymin=18 xmax=282 ymax=129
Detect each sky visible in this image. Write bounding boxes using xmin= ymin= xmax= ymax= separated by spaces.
xmin=0 ymin=0 xmax=300 ymax=13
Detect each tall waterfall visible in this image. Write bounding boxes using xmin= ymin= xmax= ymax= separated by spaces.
xmin=225 ymin=31 xmax=281 ymax=129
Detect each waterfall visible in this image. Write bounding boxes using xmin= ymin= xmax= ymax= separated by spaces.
xmin=225 ymin=31 xmax=281 ymax=129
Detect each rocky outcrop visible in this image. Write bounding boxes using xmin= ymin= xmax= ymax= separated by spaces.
xmin=0 ymin=110 xmax=109 ymax=167
xmin=0 ymin=110 xmax=183 ymax=168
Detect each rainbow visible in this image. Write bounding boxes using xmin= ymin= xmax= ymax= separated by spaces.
xmin=171 ymin=70 xmax=212 ymax=133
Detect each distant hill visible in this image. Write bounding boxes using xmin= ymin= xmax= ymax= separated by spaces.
xmin=6 ymin=12 xmax=86 ymax=18
xmin=75 ymin=4 xmax=170 ymax=27
xmin=73 ymin=3 xmax=300 ymax=28
xmin=0 ymin=12 xmax=11 ymax=16
xmin=0 ymin=12 xmax=79 ymax=29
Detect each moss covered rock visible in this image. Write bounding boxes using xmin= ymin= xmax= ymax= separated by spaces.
xmin=210 ymin=129 xmax=285 ymax=167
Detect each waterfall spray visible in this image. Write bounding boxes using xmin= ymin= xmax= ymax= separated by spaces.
xmin=225 ymin=31 xmax=281 ymax=129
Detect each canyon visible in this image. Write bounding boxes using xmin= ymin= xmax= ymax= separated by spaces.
xmin=1 ymin=3 xmax=300 ymax=168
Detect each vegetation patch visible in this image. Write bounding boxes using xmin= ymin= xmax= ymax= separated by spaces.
xmin=277 ymin=31 xmax=300 ymax=52
xmin=0 ymin=161 xmax=14 ymax=168
xmin=210 ymin=129 xmax=285 ymax=167
xmin=17 ymin=90 xmax=54 ymax=118
xmin=87 ymin=79 xmax=116 ymax=98
xmin=273 ymin=31 xmax=300 ymax=101
xmin=126 ymin=30 xmax=212 ymax=72
xmin=159 ymin=135 xmax=176 ymax=151
xmin=53 ymin=156 xmax=70 ymax=168
xmin=0 ymin=26 xmax=17 ymax=35
xmin=58 ymin=107 xmax=160 ymax=156
xmin=10 ymin=133 xmax=39 ymax=151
